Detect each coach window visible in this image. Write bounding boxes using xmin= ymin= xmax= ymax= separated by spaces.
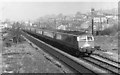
xmin=56 ymin=34 xmax=62 ymax=40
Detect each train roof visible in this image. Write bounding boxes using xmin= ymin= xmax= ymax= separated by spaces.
xmin=56 ymin=30 xmax=87 ymax=35
xmin=39 ymin=28 xmax=90 ymax=36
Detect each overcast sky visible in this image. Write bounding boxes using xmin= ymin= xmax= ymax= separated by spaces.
xmin=0 ymin=1 xmax=118 ymax=21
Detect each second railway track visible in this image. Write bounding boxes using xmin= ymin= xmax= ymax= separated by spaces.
xmin=91 ymin=54 xmax=120 ymax=69
xmin=93 ymin=53 xmax=119 ymax=64
xmin=83 ymin=55 xmax=119 ymax=74
xmin=21 ymin=30 xmax=119 ymax=75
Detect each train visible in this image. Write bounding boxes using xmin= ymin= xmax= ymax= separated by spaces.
xmin=23 ymin=27 xmax=95 ymax=57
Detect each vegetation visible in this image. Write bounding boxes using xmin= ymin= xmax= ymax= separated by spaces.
xmin=100 ymin=24 xmax=118 ymax=35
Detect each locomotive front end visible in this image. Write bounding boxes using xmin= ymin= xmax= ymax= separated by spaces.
xmin=77 ymin=35 xmax=95 ymax=55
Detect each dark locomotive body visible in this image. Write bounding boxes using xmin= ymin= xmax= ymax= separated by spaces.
xmin=24 ymin=27 xmax=95 ymax=56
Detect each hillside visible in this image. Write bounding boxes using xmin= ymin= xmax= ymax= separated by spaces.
xmin=97 ymin=8 xmax=118 ymax=15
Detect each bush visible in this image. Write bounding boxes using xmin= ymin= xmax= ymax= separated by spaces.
xmin=100 ymin=25 xmax=118 ymax=35
xmin=100 ymin=28 xmax=113 ymax=35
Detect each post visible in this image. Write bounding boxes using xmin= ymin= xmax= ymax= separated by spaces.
xmin=92 ymin=19 xmax=94 ymax=35
xmin=91 ymin=8 xmax=94 ymax=35
xmin=39 ymin=21 xmax=40 ymax=28
xmin=54 ymin=19 xmax=56 ymax=29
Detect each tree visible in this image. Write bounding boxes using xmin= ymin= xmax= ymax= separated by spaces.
xmin=57 ymin=13 xmax=64 ymax=18
xmin=75 ymin=11 xmax=82 ymax=17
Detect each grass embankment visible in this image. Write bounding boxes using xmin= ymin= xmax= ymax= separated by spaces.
xmin=94 ymin=33 xmax=118 ymax=54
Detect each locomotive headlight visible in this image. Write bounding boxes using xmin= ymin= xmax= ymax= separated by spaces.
xmin=83 ymin=42 xmax=90 ymax=47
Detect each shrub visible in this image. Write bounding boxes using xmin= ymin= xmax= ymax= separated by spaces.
xmin=100 ymin=25 xmax=118 ymax=35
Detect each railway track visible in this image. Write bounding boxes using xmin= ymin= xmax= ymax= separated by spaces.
xmin=93 ymin=53 xmax=119 ymax=64
xmin=21 ymin=30 xmax=119 ymax=75
xmin=83 ymin=55 xmax=119 ymax=74
xmin=91 ymin=55 xmax=120 ymax=69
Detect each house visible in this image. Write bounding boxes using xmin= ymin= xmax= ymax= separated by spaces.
xmin=57 ymin=25 xmax=66 ymax=30
xmin=80 ymin=21 xmax=90 ymax=29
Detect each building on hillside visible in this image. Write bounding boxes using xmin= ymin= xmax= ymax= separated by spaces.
xmin=57 ymin=25 xmax=66 ymax=30
xmin=0 ymin=23 xmax=8 ymax=28
xmin=80 ymin=21 xmax=90 ymax=29
xmin=106 ymin=15 xmax=118 ymax=21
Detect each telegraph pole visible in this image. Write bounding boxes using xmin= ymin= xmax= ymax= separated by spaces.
xmin=54 ymin=18 xmax=56 ymax=29
xmin=92 ymin=17 xmax=94 ymax=35
xmin=91 ymin=8 xmax=94 ymax=35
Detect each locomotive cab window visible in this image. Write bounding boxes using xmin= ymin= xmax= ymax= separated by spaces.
xmin=87 ymin=36 xmax=94 ymax=41
xmin=77 ymin=36 xmax=86 ymax=41
xmin=87 ymin=36 xmax=92 ymax=41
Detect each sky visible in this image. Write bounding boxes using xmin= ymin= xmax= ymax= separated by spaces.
xmin=0 ymin=0 xmax=118 ymax=21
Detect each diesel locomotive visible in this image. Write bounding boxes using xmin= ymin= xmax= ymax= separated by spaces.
xmin=24 ymin=27 xmax=95 ymax=56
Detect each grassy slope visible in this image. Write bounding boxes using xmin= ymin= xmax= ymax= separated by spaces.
xmin=94 ymin=34 xmax=118 ymax=54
